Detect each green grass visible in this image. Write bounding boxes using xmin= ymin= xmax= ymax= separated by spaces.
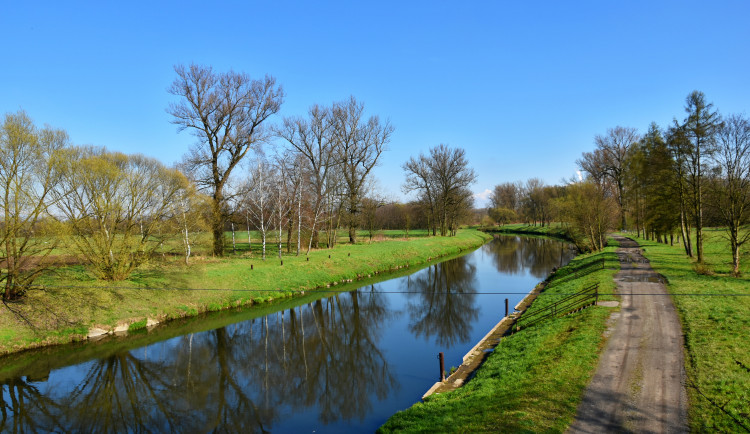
xmin=629 ymin=228 xmax=750 ymax=432
xmin=0 ymin=229 xmax=491 ymax=356
xmin=379 ymin=241 xmax=620 ymax=433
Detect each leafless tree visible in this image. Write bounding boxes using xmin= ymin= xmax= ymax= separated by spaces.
xmin=276 ymin=105 xmax=336 ymax=253
xmin=402 ymin=153 xmax=437 ymax=235
xmin=708 ymin=114 xmax=750 ymax=275
xmin=489 ymin=181 xmax=523 ymax=213
xmin=245 ymin=159 xmax=275 ymax=260
xmin=331 ymin=96 xmax=393 ymax=243
xmin=167 ymin=63 xmax=283 ymax=256
xmin=403 ymin=144 xmax=476 ymax=236
xmin=578 ymin=126 xmax=640 ymax=229
xmin=168 ymin=182 xmax=209 ymax=265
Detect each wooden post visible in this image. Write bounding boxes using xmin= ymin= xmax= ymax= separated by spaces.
xmin=438 ymin=352 xmax=445 ymax=381
xmin=505 ymin=298 xmax=509 ymax=318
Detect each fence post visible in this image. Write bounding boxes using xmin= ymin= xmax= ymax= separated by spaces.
xmin=438 ymin=352 xmax=445 ymax=381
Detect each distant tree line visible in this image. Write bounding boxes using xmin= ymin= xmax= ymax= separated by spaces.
xmin=485 ymin=91 xmax=750 ymax=275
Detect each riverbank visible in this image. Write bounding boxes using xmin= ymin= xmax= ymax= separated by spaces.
xmin=480 ymin=223 xmax=572 ymax=241
xmin=379 ymin=236 xmax=620 ymax=432
xmin=628 ymin=229 xmax=750 ymax=432
xmin=0 ymin=229 xmax=492 ymax=357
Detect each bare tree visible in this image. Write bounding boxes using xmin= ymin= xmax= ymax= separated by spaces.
xmin=403 ymin=145 xmax=476 ymax=236
xmin=276 ymin=105 xmax=336 ymax=253
xmin=578 ymin=126 xmax=640 ymax=229
xmin=168 ymin=182 xmax=209 ymax=265
xmin=272 ymin=158 xmax=294 ymax=260
xmin=489 ymin=181 xmax=523 ymax=213
xmin=245 ymin=159 xmax=275 ymax=260
xmin=708 ymin=114 xmax=750 ymax=275
xmin=402 ymin=153 xmax=437 ymax=235
xmin=0 ymin=111 xmax=67 ymax=300
xmin=331 ymin=97 xmax=393 ymax=244
xmin=167 ymin=63 xmax=283 ymax=257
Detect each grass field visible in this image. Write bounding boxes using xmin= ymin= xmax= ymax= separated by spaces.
xmin=0 ymin=229 xmax=491 ymax=356
xmin=379 ymin=237 xmax=620 ymax=432
xmin=630 ymin=228 xmax=750 ymax=432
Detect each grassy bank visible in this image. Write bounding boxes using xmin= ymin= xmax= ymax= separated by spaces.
xmin=481 ymin=223 xmax=572 ymax=241
xmin=629 ymin=228 xmax=750 ymax=432
xmin=379 ymin=240 xmax=620 ymax=433
xmin=0 ymin=229 xmax=492 ymax=356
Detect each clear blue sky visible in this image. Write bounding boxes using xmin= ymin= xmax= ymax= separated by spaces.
xmin=2 ymin=1 xmax=749 ymax=206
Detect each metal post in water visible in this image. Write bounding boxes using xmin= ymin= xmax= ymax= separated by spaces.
xmin=438 ymin=352 xmax=445 ymax=381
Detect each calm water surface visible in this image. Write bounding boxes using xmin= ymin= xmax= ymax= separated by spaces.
xmin=0 ymin=235 xmax=574 ymax=433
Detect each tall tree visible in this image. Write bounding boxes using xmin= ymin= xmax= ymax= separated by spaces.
xmin=331 ymin=97 xmax=392 ymax=244
xmin=708 ymin=114 xmax=750 ymax=276
xmin=402 ymin=153 xmax=437 ymax=235
xmin=244 ymin=159 xmax=275 ymax=260
xmin=276 ymin=104 xmax=336 ymax=253
xmin=0 ymin=111 xmax=67 ymax=300
xmin=637 ymin=123 xmax=680 ymax=241
xmin=403 ymin=145 xmax=476 ymax=236
xmin=667 ymin=125 xmax=695 ymax=256
xmin=679 ymin=90 xmax=722 ymax=263
xmin=578 ymin=126 xmax=640 ymax=229
xmin=168 ymin=63 xmax=284 ymax=256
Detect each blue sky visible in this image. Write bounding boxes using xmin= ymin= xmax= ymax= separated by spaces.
xmin=2 ymin=1 xmax=749 ymax=206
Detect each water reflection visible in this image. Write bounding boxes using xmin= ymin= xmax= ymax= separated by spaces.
xmin=0 ymin=235 xmax=574 ymax=432
xmin=404 ymin=255 xmax=479 ymax=347
xmin=0 ymin=289 xmax=395 ymax=432
xmin=484 ymin=235 xmax=574 ymax=278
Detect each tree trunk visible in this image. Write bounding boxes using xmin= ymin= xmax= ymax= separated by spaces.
xmin=212 ymin=197 xmax=224 ymax=257
xmin=680 ymin=209 xmax=692 ymax=257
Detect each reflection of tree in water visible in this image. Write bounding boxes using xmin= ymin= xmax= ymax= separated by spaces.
xmin=283 ymin=288 xmax=397 ymax=423
xmin=483 ymin=236 xmax=574 ymax=278
xmin=1 ymin=377 xmax=65 ymax=432
xmin=0 ymin=289 xmax=395 ymax=431
xmin=61 ymin=352 xmax=186 ymax=432
xmin=403 ymin=255 xmax=479 ymax=347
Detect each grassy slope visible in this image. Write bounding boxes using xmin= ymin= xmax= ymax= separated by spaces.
xmin=379 ymin=239 xmax=620 ymax=433
xmin=0 ymin=229 xmax=491 ymax=356
xmin=630 ymin=228 xmax=750 ymax=432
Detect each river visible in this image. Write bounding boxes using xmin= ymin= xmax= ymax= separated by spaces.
xmin=0 ymin=234 xmax=574 ymax=433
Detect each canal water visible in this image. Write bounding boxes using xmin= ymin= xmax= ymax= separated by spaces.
xmin=0 ymin=235 xmax=574 ymax=433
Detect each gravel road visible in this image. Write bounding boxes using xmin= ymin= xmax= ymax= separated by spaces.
xmin=568 ymin=236 xmax=688 ymax=433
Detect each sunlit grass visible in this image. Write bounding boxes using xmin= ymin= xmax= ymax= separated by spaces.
xmin=380 ymin=240 xmax=619 ymax=432
xmin=632 ymin=228 xmax=750 ymax=432
xmin=0 ymin=229 xmax=491 ymax=356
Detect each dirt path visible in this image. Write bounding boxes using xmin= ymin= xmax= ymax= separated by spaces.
xmin=568 ymin=236 xmax=688 ymax=433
